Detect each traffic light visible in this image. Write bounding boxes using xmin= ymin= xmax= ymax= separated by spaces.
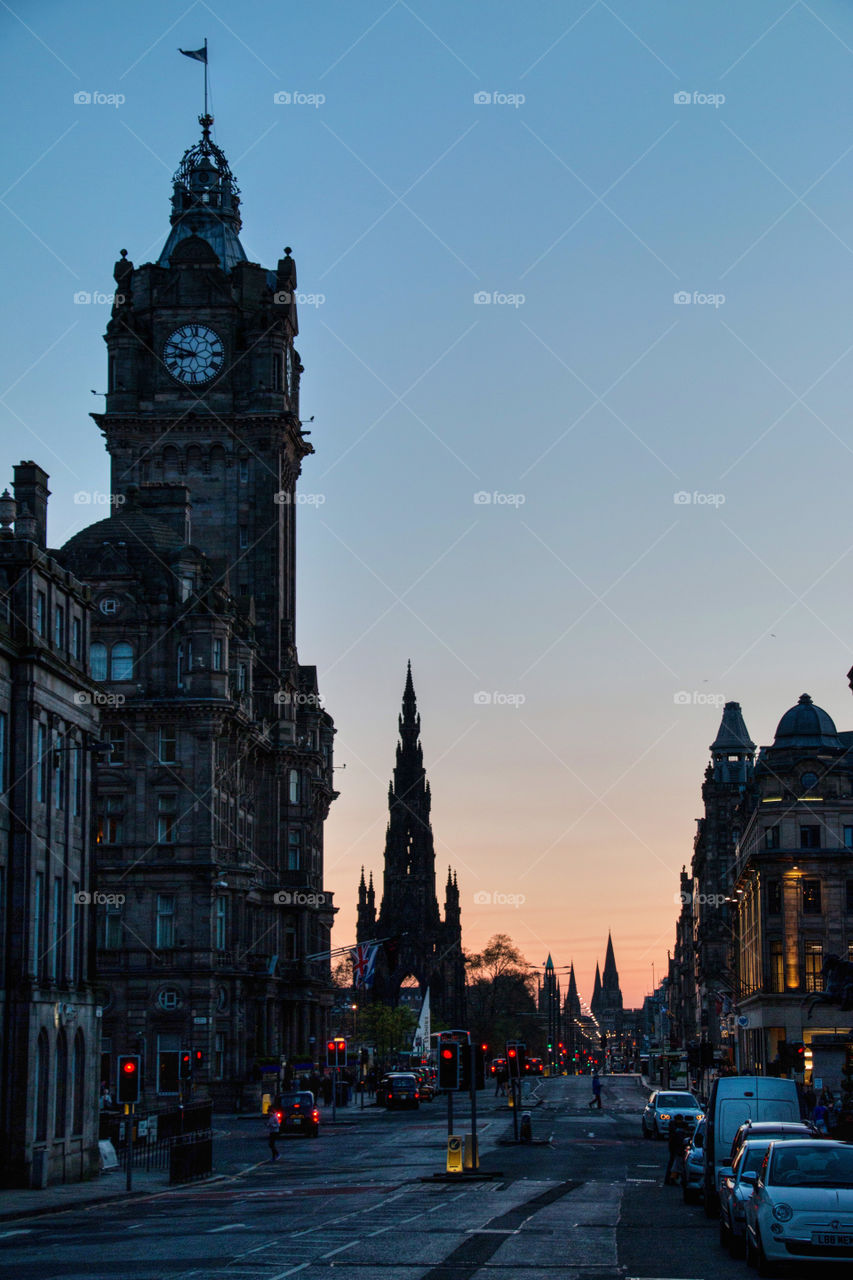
xmin=474 ymin=1044 xmax=488 ymax=1091
xmin=194 ymin=1049 xmax=203 ymax=1068
xmin=179 ymin=1051 xmax=192 ymax=1080
xmin=789 ymin=1042 xmax=806 ymax=1073
xmin=439 ymin=1041 xmax=461 ymax=1090
xmin=117 ymin=1054 xmax=140 ymax=1104
xmin=327 ymin=1037 xmax=347 ymax=1067
xmin=506 ymin=1041 xmax=526 ymax=1078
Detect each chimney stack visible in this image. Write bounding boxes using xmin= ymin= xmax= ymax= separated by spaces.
xmin=13 ymin=462 xmax=50 ymax=548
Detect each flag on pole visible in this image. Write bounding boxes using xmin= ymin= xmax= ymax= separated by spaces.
xmin=179 ymin=46 xmax=207 ymax=63
xmin=350 ymin=943 xmax=378 ymax=990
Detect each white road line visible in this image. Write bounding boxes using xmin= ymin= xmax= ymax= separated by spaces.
xmin=321 ymin=1241 xmax=358 ymax=1259
xmin=0 ymin=1230 xmax=33 ymax=1238
xmin=207 ymin=1222 xmax=247 ymax=1232
xmin=268 ymin=1266 xmax=310 ymax=1279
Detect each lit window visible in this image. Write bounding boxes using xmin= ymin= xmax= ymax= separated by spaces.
xmin=97 ymin=797 xmax=124 ymax=845
xmin=804 ymin=941 xmax=823 ymax=992
xmin=802 ymin=879 xmax=822 ymax=914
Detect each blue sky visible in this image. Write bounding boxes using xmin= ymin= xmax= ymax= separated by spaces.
xmin=3 ymin=0 xmax=853 ymax=1004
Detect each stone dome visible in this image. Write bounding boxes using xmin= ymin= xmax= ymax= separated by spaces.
xmin=772 ymin=693 xmax=841 ymax=751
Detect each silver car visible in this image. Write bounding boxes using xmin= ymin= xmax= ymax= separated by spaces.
xmin=718 ymin=1137 xmax=769 ymax=1256
xmin=682 ymin=1117 xmax=706 ymax=1203
xmin=642 ymin=1090 xmax=703 ymax=1139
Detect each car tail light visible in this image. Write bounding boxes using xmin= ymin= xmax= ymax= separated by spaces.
xmin=275 ymin=1112 xmax=282 ymax=1124
xmin=415 ymin=1091 xmax=419 ymax=1099
xmin=312 ymin=1110 xmax=319 ymax=1122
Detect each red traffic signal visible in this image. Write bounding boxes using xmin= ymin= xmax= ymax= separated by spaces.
xmin=117 ymin=1054 xmax=140 ymax=1104
xmin=179 ymin=1051 xmax=192 ymax=1080
xmin=438 ymin=1040 xmax=461 ymax=1090
xmin=327 ymin=1038 xmax=346 ymax=1066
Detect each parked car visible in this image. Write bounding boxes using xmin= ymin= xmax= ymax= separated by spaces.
xmin=642 ymin=1090 xmax=703 ymax=1139
xmin=275 ymin=1090 xmax=320 ymax=1138
xmin=379 ymin=1072 xmax=420 ymax=1110
xmin=702 ymin=1074 xmax=802 ymax=1215
xmin=729 ymin=1119 xmax=816 ymax=1166
xmin=414 ymin=1071 xmax=434 ymax=1101
xmin=718 ymin=1138 xmax=771 ymax=1256
xmin=745 ymin=1139 xmax=853 ymax=1271
xmin=682 ymin=1117 xmax=706 ymax=1203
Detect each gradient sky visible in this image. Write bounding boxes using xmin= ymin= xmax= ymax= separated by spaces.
xmin=4 ymin=1 xmax=853 ymax=1006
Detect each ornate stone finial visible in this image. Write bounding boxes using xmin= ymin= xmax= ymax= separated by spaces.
xmin=798 ymin=693 xmax=813 ymax=705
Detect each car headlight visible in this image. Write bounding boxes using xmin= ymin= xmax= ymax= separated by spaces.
xmin=772 ymin=1203 xmax=793 ymax=1222
xmin=660 ymin=1113 xmax=671 ymax=1120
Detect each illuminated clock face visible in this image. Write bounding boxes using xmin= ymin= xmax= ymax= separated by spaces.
xmin=163 ymin=323 xmax=224 ymax=386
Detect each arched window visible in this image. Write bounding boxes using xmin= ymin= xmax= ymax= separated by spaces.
xmin=55 ymin=1029 xmax=67 ymax=1138
xmin=35 ymin=1030 xmax=49 ymax=1141
xmin=110 ymin=642 xmax=133 ymax=681
xmin=72 ymin=1031 xmax=85 ymax=1135
xmin=90 ymin=642 xmax=107 ymax=682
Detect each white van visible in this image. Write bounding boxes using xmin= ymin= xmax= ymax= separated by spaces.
xmin=702 ymin=1075 xmax=802 ymax=1213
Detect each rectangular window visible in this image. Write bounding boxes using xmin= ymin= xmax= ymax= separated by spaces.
xmin=805 ymin=941 xmax=823 ymax=992
xmin=283 ymin=926 xmax=296 ymax=960
xmin=100 ymin=901 xmax=123 ymax=950
xmin=36 ymin=591 xmax=46 ymax=636
xmin=71 ymin=616 xmax=82 ymax=662
xmin=69 ymin=884 xmax=79 ymax=982
xmin=32 ymin=870 xmax=43 ymax=975
xmin=271 ymin=354 xmax=282 ymax=391
xmin=802 ymin=879 xmax=822 ymax=914
xmin=800 ymin=826 xmax=821 ymax=849
xmin=157 ymin=1035 xmax=180 ymax=1094
xmin=214 ymin=1033 xmax=225 ymax=1079
xmin=106 ymin=726 xmax=125 ymax=765
xmin=767 ymin=879 xmax=782 ymax=914
xmin=215 ymin=896 xmax=226 ymax=951
xmin=765 ymin=826 xmax=780 ymax=850
xmin=156 ymin=894 xmax=175 ymax=948
xmin=54 ymin=604 xmax=64 ymax=649
xmin=51 ymin=876 xmax=63 ymax=981
xmin=157 ymin=795 xmax=177 ymax=844
xmin=287 ymin=830 xmax=301 ymax=871
xmin=212 ymin=638 xmax=223 ymax=671
xmin=239 ymin=527 xmax=248 ymax=550
xmin=239 ymin=459 xmax=248 ymax=483
xmin=289 ymin=769 xmax=300 ymax=804
xmin=36 ymin=723 xmax=46 ymax=803
xmin=71 ymin=745 xmax=81 ymax=817
xmin=159 ymin=726 xmax=177 ymax=764
xmin=98 ymin=796 xmax=124 ymax=846
xmin=53 ymin=739 xmax=63 ymax=810
xmin=768 ymin=939 xmax=784 ymax=993
xmin=238 ymin=663 xmax=247 ymax=692
xmin=0 ymin=710 xmax=6 ymax=792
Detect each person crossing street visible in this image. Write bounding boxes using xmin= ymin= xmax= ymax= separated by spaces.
xmin=266 ymin=1107 xmax=281 ymax=1162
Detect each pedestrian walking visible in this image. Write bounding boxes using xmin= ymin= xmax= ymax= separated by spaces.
xmin=266 ymin=1107 xmax=281 ymax=1161
xmin=588 ymin=1070 xmax=602 ymax=1109
xmin=495 ymin=1068 xmax=507 ymax=1097
xmin=663 ymin=1117 xmax=687 ymax=1185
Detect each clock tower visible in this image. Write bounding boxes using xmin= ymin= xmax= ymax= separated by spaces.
xmin=99 ymin=113 xmax=307 ymax=702
xmin=60 ymin=114 xmax=337 ymax=1105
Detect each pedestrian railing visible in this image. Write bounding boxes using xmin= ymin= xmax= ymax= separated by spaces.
xmin=169 ymin=1130 xmax=214 ymax=1184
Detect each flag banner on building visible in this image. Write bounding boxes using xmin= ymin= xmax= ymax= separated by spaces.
xmin=179 ymin=46 xmax=208 ymax=63
xmin=350 ymin=943 xmax=378 ymax=989
xmin=412 ymin=989 xmax=430 ymax=1056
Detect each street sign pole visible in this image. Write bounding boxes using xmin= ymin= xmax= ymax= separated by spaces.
xmin=447 ymin=1084 xmax=453 ymax=1137
xmin=469 ymin=1043 xmax=478 ymax=1170
xmin=332 ymin=1064 xmax=337 ymax=1124
xmin=126 ymin=1102 xmax=134 ymax=1192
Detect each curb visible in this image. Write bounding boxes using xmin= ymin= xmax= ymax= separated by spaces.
xmin=0 ymin=1173 xmax=229 ymax=1225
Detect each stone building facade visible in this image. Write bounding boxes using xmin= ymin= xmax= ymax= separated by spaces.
xmin=0 ymin=464 xmax=102 ymax=1186
xmin=57 ymin=114 xmax=337 ymax=1105
xmin=732 ymin=693 xmax=853 ymax=1090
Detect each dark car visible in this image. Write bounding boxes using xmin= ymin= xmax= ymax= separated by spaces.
xmin=728 ymin=1118 xmax=815 ymax=1165
xmin=379 ymin=1072 xmax=420 ymax=1109
xmin=275 ymin=1090 xmax=320 ymax=1137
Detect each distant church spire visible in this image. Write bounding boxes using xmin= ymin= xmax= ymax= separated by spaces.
xmin=591 ymin=962 xmax=602 ymax=1012
xmin=565 ymin=962 xmax=581 ymax=1018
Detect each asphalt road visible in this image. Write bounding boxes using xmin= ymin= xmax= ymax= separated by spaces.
xmin=0 ymin=1074 xmax=801 ymax=1279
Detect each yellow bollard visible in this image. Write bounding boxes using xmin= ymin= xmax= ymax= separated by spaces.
xmin=446 ymin=1134 xmax=463 ymax=1173
xmin=463 ymin=1134 xmax=479 ymax=1169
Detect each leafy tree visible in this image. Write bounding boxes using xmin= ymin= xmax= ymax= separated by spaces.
xmin=466 ymin=934 xmax=538 ymax=1050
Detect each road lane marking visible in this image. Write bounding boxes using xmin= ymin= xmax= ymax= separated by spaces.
xmin=208 ymin=1222 xmax=247 ymax=1232
xmin=269 ymin=1266 xmax=310 ymax=1279
xmin=321 ymin=1242 xmax=358 ymax=1258
xmin=0 ymin=1230 xmax=34 ymax=1238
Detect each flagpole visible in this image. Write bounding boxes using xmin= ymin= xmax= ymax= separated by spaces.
xmin=204 ymin=37 xmax=208 ymax=116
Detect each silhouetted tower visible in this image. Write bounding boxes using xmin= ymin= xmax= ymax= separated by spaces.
xmin=357 ymin=663 xmax=465 ymax=1024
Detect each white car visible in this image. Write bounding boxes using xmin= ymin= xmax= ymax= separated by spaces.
xmin=719 ymin=1138 xmax=770 ymax=1257
xmin=641 ymin=1090 xmax=702 ymax=1139
xmin=745 ymin=1139 xmax=853 ymax=1273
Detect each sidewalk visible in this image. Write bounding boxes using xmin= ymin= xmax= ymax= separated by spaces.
xmin=0 ymin=1166 xmax=210 ymax=1225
